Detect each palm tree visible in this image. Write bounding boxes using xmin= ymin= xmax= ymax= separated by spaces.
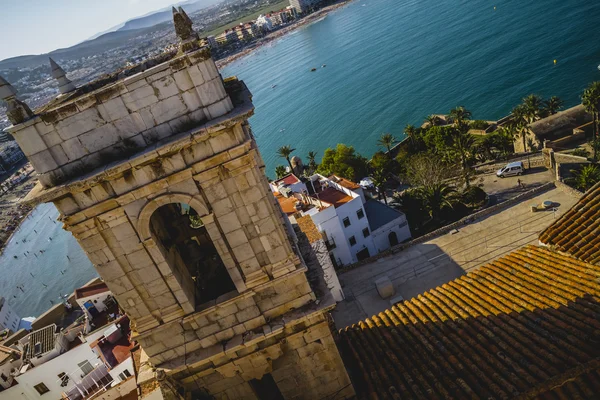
xmin=414 ymin=182 xmax=460 ymax=222
xmin=582 ymin=82 xmax=600 ymax=160
xmin=404 ymin=124 xmax=417 ymax=145
xmin=449 ymin=132 xmax=475 ymax=188
xmin=425 ymin=115 xmax=440 ymax=128
xmin=448 ymin=106 xmax=472 ymax=132
xmin=371 ymin=167 xmax=389 ymax=204
xmin=569 ymin=164 xmax=600 ymax=192
xmin=510 ymin=104 xmax=529 ymax=153
xmin=306 ymin=151 xmax=318 ymax=174
xmin=377 ymin=133 xmax=397 ymax=156
xmin=276 ymin=145 xmax=296 ymax=174
xmin=274 ymin=165 xmax=287 ymax=179
xmin=522 ymin=94 xmax=543 ymax=122
xmin=543 ymin=96 xmax=563 ymax=116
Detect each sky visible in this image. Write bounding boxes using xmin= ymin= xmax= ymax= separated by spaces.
xmin=0 ymin=0 xmax=206 ymax=61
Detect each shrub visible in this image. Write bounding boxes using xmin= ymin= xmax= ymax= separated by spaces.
xmin=571 ymin=148 xmax=590 ymax=158
xmin=471 ymin=120 xmax=490 ymax=130
xmin=461 ymin=186 xmax=487 ymax=206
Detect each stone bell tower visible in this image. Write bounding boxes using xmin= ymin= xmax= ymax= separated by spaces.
xmin=4 ymin=12 xmax=353 ymax=400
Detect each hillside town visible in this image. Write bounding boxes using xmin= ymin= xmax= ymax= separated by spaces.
xmin=0 ymin=1 xmax=600 ymax=399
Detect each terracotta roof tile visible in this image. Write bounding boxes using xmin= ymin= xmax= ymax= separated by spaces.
xmin=338 ymin=245 xmax=600 ymax=399
xmin=539 ymin=181 xmax=600 ymax=264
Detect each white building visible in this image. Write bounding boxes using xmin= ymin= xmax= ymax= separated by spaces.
xmin=0 ymin=298 xmax=20 ymax=333
xmin=289 ymin=0 xmax=320 ymax=14
xmin=255 ymin=14 xmax=273 ymax=31
xmin=272 ymin=174 xmax=411 ymax=267
xmin=0 ymin=283 xmax=135 ymax=400
xmin=0 ymin=345 xmax=21 ymax=390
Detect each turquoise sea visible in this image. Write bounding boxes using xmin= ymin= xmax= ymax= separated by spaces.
xmin=223 ymin=0 xmax=600 ymax=176
xmin=2 ymin=0 xmax=600 ymax=317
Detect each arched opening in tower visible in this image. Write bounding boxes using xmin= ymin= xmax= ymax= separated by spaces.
xmin=149 ymin=203 xmax=236 ymax=307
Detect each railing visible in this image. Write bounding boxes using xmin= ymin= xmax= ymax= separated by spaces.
xmin=61 ymin=363 xmax=113 ymax=400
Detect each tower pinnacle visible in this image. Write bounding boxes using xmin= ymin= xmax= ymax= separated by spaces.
xmin=0 ymin=76 xmax=34 ymax=125
xmin=49 ymin=57 xmax=76 ymax=95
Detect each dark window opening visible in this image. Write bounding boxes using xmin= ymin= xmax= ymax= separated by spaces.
xmin=356 ymin=248 xmax=370 ymax=261
xmin=349 ymin=236 xmax=357 ymax=246
xmin=356 ymin=209 xmax=365 ymax=219
xmin=119 ymin=369 xmax=132 ymax=380
xmin=389 ymin=231 xmax=399 ymax=247
xmin=249 ymin=373 xmax=284 ymax=400
xmin=150 ymin=203 xmax=236 ymax=307
xmin=362 ymin=228 xmax=370 ymax=238
xmin=1 ymin=373 xmax=7 ymax=382
xmin=343 ymin=217 xmax=351 ymax=227
xmin=34 ymin=382 xmax=49 ymax=395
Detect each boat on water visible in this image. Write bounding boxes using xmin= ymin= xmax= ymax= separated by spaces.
xmin=311 ymin=68 xmax=317 ymax=72
xmin=598 ymin=64 xmax=600 ymax=71
xmin=322 ymin=64 xmax=326 ymax=68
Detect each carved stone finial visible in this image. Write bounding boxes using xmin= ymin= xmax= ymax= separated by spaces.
xmin=49 ymin=57 xmax=76 ymax=95
xmin=172 ymin=6 xmax=199 ymax=52
xmin=0 ymin=76 xmax=34 ymax=125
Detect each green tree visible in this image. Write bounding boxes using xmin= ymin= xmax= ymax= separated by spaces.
xmin=425 ymin=115 xmax=440 ymax=127
xmin=522 ymin=94 xmax=543 ymax=122
xmin=404 ymin=124 xmax=418 ymax=145
xmin=275 ymin=165 xmax=287 ymax=179
xmin=317 ymin=144 xmax=369 ymax=181
xmin=422 ymin=125 xmax=457 ymax=154
xmin=569 ymin=164 xmax=600 ymax=192
xmin=391 ymin=189 xmax=427 ymax=231
xmin=377 ymin=133 xmax=397 ymax=156
xmin=448 ymin=106 xmax=472 ymax=132
xmin=510 ymin=104 xmax=530 ymax=153
xmin=448 ymin=131 xmax=475 ymax=188
xmin=543 ymin=96 xmax=563 ymax=116
xmin=582 ymin=82 xmax=600 ymax=161
xmin=306 ymin=151 xmax=318 ymax=175
xmin=276 ymin=145 xmax=296 ymax=173
xmin=413 ymin=183 xmax=460 ymax=222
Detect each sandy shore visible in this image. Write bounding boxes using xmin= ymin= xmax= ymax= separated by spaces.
xmin=216 ymin=1 xmax=353 ymax=70
xmin=0 ymin=166 xmax=37 ymax=256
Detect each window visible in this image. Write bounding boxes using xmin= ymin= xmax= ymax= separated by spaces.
xmin=1 ymin=373 xmax=7 ymax=382
xmin=343 ymin=217 xmax=351 ymax=227
xmin=362 ymin=228 xmax=370 ymax=238
xmin=78 ymin=360 xmax=94 ymax=376
xmin=356 ymin=209 xmax=365 ymax=219
xmin=349 ymin=236 xmax=357 ymax=246
xmin=34 ymin=383 xmax=49 ymax=395
xmin=58 ymin=372 xmax=69 ymax=387
xmin=119 ymin=369 xmax=132 ymax=380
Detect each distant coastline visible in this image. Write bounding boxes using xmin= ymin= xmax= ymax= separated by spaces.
xmin=215 ymin=1 xmax=353 ymax=70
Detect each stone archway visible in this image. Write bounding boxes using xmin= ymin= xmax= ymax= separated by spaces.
xmin=136 ymin=193 xmax=244 ymax=311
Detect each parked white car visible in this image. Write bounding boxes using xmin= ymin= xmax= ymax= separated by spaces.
xmin=496 ymin=161 xmax=525 ymax=178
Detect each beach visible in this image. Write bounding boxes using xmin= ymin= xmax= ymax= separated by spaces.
xmin=216 ymin=1 xmax=353 ymax=70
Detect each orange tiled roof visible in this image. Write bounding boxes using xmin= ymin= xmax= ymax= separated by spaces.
xmin=296 ymin=215 xmax=322 ymax=244
xmin=274 ymin=192 xmax=298 ymax=216
xmin=539 ymin=182 xmax=600 ymax=264
xmin=313 ymin=187 xmax=353 ymax=208
xmin=330 ymin=175 xmax=361 ymax=190
xmin=339 ymin=245 xmax=600 ymax=399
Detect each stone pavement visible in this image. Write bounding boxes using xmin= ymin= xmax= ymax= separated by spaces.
xmin=332 ymin=186 xmax=577 ymax=328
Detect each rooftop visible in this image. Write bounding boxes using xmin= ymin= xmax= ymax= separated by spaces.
xmin=312 ymin=187 xmax=353 ymax=208
xmin=363 ymin=199 xmax=405 ymax=231
xmin=24 ymin=324 xmax=56 ymax=362
xmin=329 ymin=175 xmax=360 ymax=190
xmin=529 ymin=104 xmax=592 ymax=138
xmin=296 ymin=215 xmax=322 ymax=244
xmin=0 ymin=345 xmax=19 ymax=365
xmin=539 ymin=181 xmax=600 ymax=264
xmin=339 ymin=245 xmax=600 ymax=399
xmin=274 ymin=192 xmax=298 ymax=216
xmin=75 ymin=282 xmax=110 ymax=300
xmin=90 ymin=316 xmax=133 ymax=369
xmin=273 ymin=173 xmax=300 ymax=186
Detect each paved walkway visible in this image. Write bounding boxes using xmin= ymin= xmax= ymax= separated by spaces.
xmin=332 ymin=186 xmax=577 ymax=329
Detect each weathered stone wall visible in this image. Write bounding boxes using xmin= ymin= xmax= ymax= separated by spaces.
xmin=8 ymin=47 xmax=233 ymax=188
xmin=174 ymin=314 xmax=353 ymax=400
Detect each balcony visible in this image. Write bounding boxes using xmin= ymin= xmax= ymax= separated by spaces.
xmin=61 ymin=363 xmax=113 ymax=400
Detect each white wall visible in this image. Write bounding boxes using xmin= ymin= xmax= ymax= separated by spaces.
xmin=76 ymin=291 xmax=112 ymax=319
xmin=335 ymin=197 xmax=376 ymax=264
xmin=371 ymin=217 xmax=411 ymax=254
xmin=0 ymin=330 xmax=107 ymax=400
xmin=0 ymin=356 xmax=20 ymax=389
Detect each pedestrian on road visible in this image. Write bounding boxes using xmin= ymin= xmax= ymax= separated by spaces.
xmin=517 ymin=178 xmax=523 ymax=189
